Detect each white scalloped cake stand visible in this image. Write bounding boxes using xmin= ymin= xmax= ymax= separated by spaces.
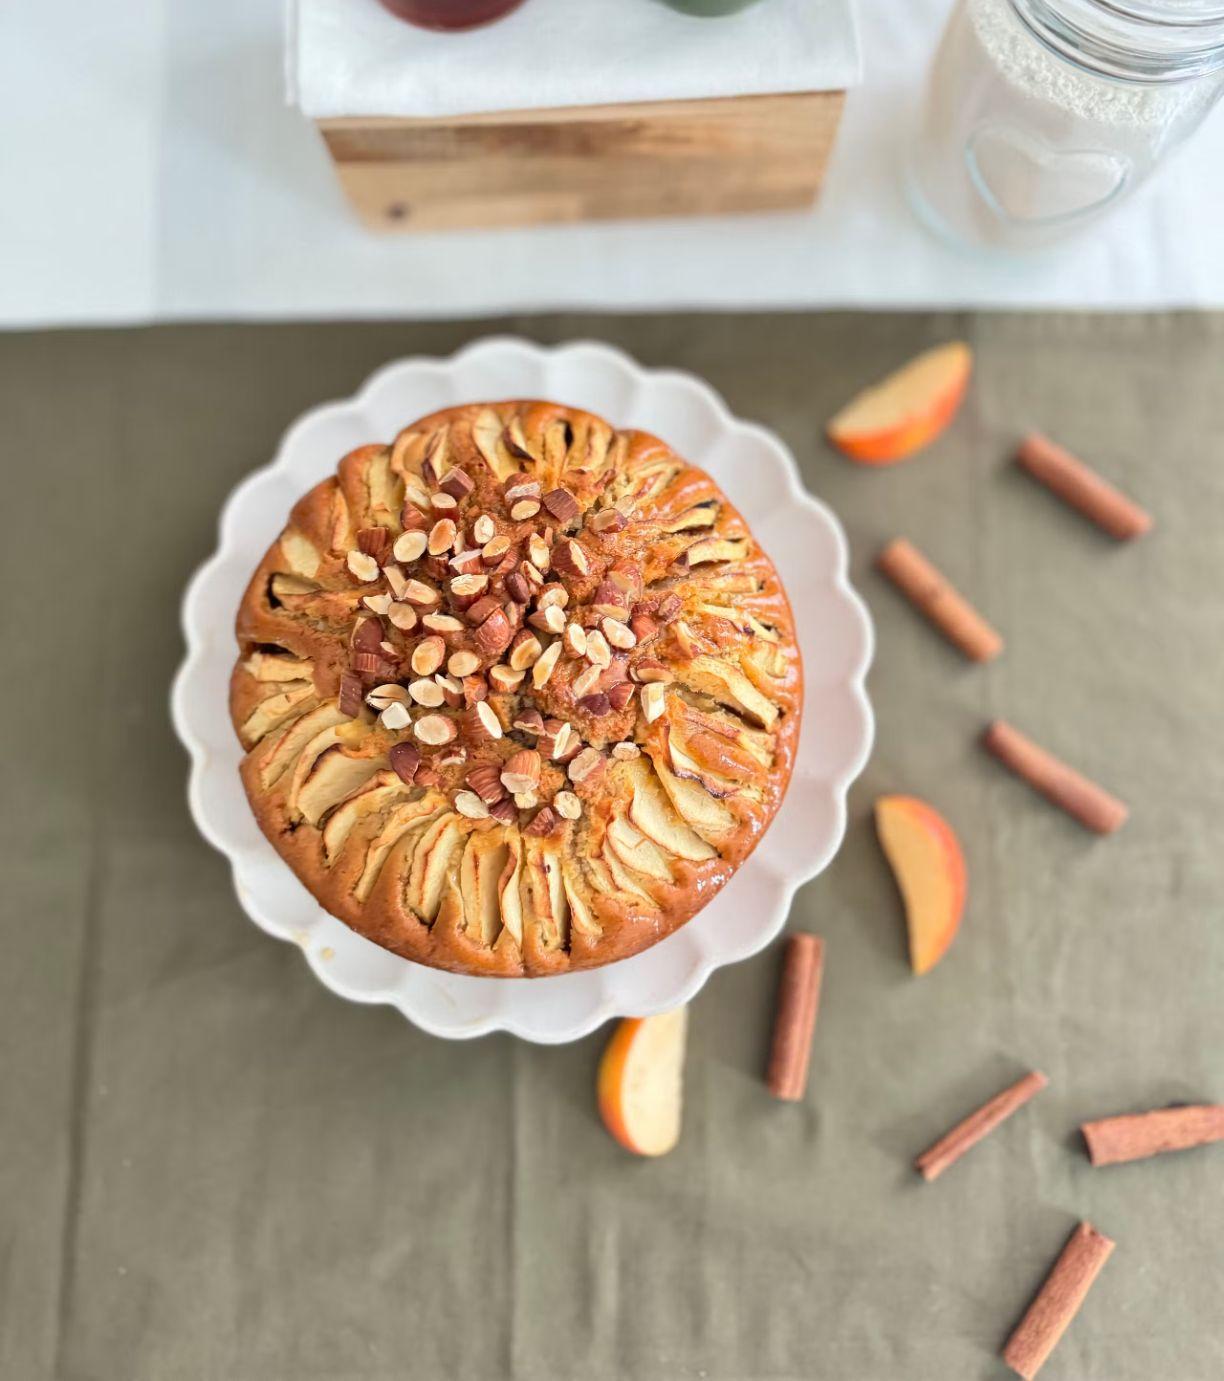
xmin=172 ymin=338 xmax=874 ymax=1043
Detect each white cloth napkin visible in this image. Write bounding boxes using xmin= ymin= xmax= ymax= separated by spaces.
xmin=288 ymin=0 xmax=861 ymax=120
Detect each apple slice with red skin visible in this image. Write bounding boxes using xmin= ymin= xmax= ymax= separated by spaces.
xmin=875 ymin=795 xmax=966 ymax=975
xmin=828 ymin=342 xmax=972 ymax=465
xmin=597 ymin=1008 xmax=688 ymax=1156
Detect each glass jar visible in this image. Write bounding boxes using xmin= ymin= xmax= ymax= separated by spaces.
xmin=379 ymin=0 xmax=526 ymax=30
xmin=908 ymin=0 xmax=1224 ymax=250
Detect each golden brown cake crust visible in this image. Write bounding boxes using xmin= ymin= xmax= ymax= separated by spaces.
xmin=230 ymin=401 xmax=802 ymax=976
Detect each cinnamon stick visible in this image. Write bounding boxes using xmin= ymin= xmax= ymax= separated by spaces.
xmin=1017 ymin=432 xmax=1152 ymax=540
xmin=876 ymin=538 xmax=1003 ymax=662
xmin=766 ymin=933 xmax=824 ymax=1101
xmin=982 ymin=719 xmax=1128 ymax=835
xmin=915 ymin=1070 xmax=1047 ymax=1182
xmin=1081 ymin=1104 xmax=1224 ymax=1167
xmin=1002 ymin=1222 xmax=1115 ymax=1380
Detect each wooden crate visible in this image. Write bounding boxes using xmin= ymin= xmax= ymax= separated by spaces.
xmin=318 ymin=90 xmax=845 ymax=232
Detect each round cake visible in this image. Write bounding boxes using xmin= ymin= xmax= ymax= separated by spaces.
xmin=230 ymin=401 xmax=802 ymax=976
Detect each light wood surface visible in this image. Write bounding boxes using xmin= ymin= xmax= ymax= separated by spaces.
xmin=318 ymin=91 xmax=845 ymax=231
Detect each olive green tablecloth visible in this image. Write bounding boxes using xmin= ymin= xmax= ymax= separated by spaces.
xmin=3 ymin=315 xmax=1222 ymax=1381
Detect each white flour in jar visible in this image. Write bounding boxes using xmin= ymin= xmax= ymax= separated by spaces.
xmin=910 ymin=0 xmax=1220 ymax=243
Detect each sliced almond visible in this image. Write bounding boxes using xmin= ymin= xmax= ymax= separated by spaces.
xmin=472 ymin=514 xmax=496 ymax=546
xmin=612 ymin=742 xmax=642 ymax=761
xmin=423 ymin=612 xmax=465 ymax=634
xmin=363 ymin=593 xmax=393 ymax=615
xmin=500 ymin=749 xmax=542 ymax=796
xmin=554 ymin=790 xmax=582 ymax=821
xmin=537 ymin=585 xmax=569 ymax=610
xmin=449 ymin=548 xmax=485 ymax=576
xmin=531 ymin=640 xmax=563 ymax=689
xmin=527 ymin=534 xmax=551 ymax=572
xmin=393 ymin=530 xmax=428 ymax=563
xmin=603 ymin=618 xmax=637 ymax=650
xmin=450 ymin=573 xmax=489 ymax=604
xmin=642 ymin=682 xmax=666 ymax=723
xmin=529 ymin=605 xmax=566 ymax=636
xmin=474 ymin=607 xmax=513 ymax=658
xmin=366 ymin=683 xmax=410 ymax=711
xmin=346 ymin=550 xmax=380 ymax=582
xmin=448 ymin=650 xmax=480 ymax=678
xmin=435 ymin=673 xmax=464 ymax=708
xmin=431 ymin=492 xmax=457 ymax=513
xmin=454 ymin=790 xmax=489 ymax=820
xmin=552 ymin=539 xmax=589 ymax=578
xmin=504 ymin=472 xmax=541 ymax=504
xmin=608 ymin=682 xmax=636 ymax=712
xmin=403 ymin=579 xmax=438 ymax=607
xmin=428 ymin=518 xmax=457 ymax=556
xmin=509 ymin=629 xmax=543 ymax=671
xmin=564 ymin=624 xmax=588 ymax=658
xmin=408 ymin=678 xmax=445 ymax=708
xmin=585 ymin=629 xmax=612 ymax=668
xmin=414 ymin=713 xmax=456 ymax=746
xmin=387 ymin=602 xmax=418 ymax=632
xmin=488 ymin=664 xmax=525 ymax=693
xmin=380 ymin=701 xmax=411 ymax=731
xmin=465 ymin=701 xmax=503 ymax=743
xmin=440 ymin=468 xmax=475 ymax=501
xmin=568 ymin=747 xmax=606 ymax=787
xmin=411 ymin=636 xmax=446 ymax=676
xmin=572 ymin=663 xmax=602 ymax=699
xmin=632 ymin=658 xmax=673 ymax=684
xmin=482 ymin=535 xmax=511 ymax=563
xmin=587 ymin=508 xmax=627 ymax=535
xmin=467 ymin=763 xmax=507 ymax=804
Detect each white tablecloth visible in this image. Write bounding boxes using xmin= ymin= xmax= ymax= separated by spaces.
xmin=4 ymin=0 xmax=1223 ymax=327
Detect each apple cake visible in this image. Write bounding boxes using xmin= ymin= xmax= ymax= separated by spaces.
xmin=230 ymin=401 xmax=802 ymax=975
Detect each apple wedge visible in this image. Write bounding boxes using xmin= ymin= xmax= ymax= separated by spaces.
xmin=597 ymin=1008 xmax=688 ymax=1157
xmin=875 ymin=795 xmax=966 ymax=975
xmin=827 ymin=342 xmax=972 ymax=465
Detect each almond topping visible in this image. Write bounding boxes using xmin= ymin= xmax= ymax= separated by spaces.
xmin=357 ymin=527 xmax=392 ymax=564
xmin=510 ymin=499 xmax=541 ymax=521
xmin=540 ymin=719 xmax=575 ymax=760
xmin=629 ymin=613 xmax=658 ymax=644
xmin=588 ymin=507 xmax=627 ymax=535
xmin=611 ymin=742 xmax=641 ymax=761
xmin=585 ymin=629 xmax=611 ymax=668
xmin=466 ymin=764 xmax=506 ymax=805
xmin=553 ymin=790 xmax=582 ymax=821
xmin=465 ymin=595 xmax=502 ymax=626
xmin=537 ymin=585 xmax=569 ymax=610
xmin=608 ymin=682 xmax=636 ymax=712
xmin=453 ymin=790 xmax=489 ymax=820
xmin=509 ymin=629 xmax=543 ymax=671
xmin=514 ymin=707 xmax=545 ymax=736
xmin=656 ymin=593 xmax=683 ymax=622
xmin=402 ymin=482 xmax=430 ymax=515
xmin=488 ymin=664 xmax=525 ymax=693
xmin=384 ymin=565 xmax=410 ymax=600
xmin=380 ymin=701 xmax=411 ymax=731
xmin=437 ymin=746 xmax=467 ymax=769
xmin=387 ymin=602 xmax=417 ymax=631
xmin=411 ymin=636 xmax=446 ymax=676
xmin=367 ymin=683 xmax=410 ymax=710
xmin=389 ymin=741 xmax=421 ymax=784
xmin=488 ymin=798 xmax=517 ymax=825
xmin=449 ymin=548 xmax=485 ymax=576
xmin=514 ymin=791 xmax=539 ymax=810
xmin=641 ymin=682 xmax=666 ymax=722
xmin=543 ymin=488 xmax=580 ymax=524
xmin=529 ymin=605 xmax=566 ymax=636
xmin=450 ymin=573 xmax=489 ymax=602
xmin=500 ymin=749 xmax=542 ymax=796
xmin=631 ymin=658 xmax=673 ymax=683
xmin=431 ymin=492 xmax=457 ymax=513
xmin=504 ymin=571 xmax=531 ymax=604
xmin=448 ymin=650 xmax=479 ymax=678
xmin=408 ymin=678 xmax=445 ymax=707
xmin=504 ymin=472 xmax=541 ymax=504
xmin=568 ymin=747 xmax=605 ymax=786
xmin=462 ymin=673 xmax=488 ymax=704
xmin=481 ymin=534 xmax=511 ymax=563
xmin=393 ymin=530 xmax=428 ymax=563
xmin=414 ymin=713 xmax=456 ymax=746
xmin=572 ymin=664 xmax=602 ymax=698
xmin=603 ymin=618 xmax=637 ymax=650
xmin=524 ymin=806 xmax=559 ymax=838
xmin=363 ymin=593 xmax=392 ymax=615
xmin=346 ymin=550 xmax=380 ymax=582
xmin=472 ymin=514 xmax=496 ymax=545
xmin=591 ymin=581 xmax=628 ymax=620
xmin=531 ymin=640 xmax=563 ymax=689
xmin=552 ymin=538 xmax=589 ymax=578
xmin=428 ymin=518 xmax=457 ymax=556
xmin=577 ymin=693 xmax=612 ymax=717
xmin=440 ymin=468 xmax=475 ymax=501
xmin=564 ymin=623 xmax=588 ymax=658
xmin=338 ymin=673 xmax=364 ymax=718
xmin=466 ymin=701 xmax=503 ymax=742
xmin=474 ymin=606 xmax=513 ymax=657
xmin=403 ymin=579 xmax=438 ymax=607
xmin=527 ymin=534 xmax=551 ymax=571
xmin=423 ymin=612 xmax=465 ymax=634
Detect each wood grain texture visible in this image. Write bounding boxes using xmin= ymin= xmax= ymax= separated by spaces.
xmin=318 ymin=92 xmax=845 ymax=231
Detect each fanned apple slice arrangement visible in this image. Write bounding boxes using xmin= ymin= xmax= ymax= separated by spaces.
xmin=230 ymin=401 xmax=801 ymax=977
